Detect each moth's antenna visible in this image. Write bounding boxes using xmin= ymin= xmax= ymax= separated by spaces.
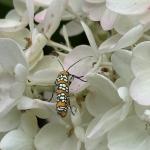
xmin=67 ymin=56 xmax=93 ymax=71
xmin=56 ymin=57 xmax=65 ymax=71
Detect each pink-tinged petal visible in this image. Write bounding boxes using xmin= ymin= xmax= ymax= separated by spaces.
xmin=63 ymin=45 xmax=97 ymax=93
xmin=101 ymin=8 xmax=118 ymax=31
xmin=34 ymin=9 xmax=47 ymax=23
xmin=42 ymin=0 xmax=67 ymax=38
xmin=106 ymin=0 xmax=150 ymax=15
xmin=64 ymin=45 xmax=96 ymax=74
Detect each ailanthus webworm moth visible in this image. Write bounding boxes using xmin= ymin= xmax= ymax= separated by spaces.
xmin=50 ymin=56 xmax=92 ymax=118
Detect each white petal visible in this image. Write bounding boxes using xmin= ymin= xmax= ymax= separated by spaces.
xmin=87 ymin=102 xmax=131 ymax=139
xmin=34 ymin=123 xmax=67 ymax=150
xmin=74 ymin=126 xmax=85 ymax=142
xmin=83 ymin=2 xmax=105 ymax=21
xmin=131 ymin=41 xmax=150 ymax=76
xmin=17 ymin=96 xmax=54 ymax=118
xmin=0 ymin=108 xmax=21 ymax=132
xmin=68 ymin=0 xmax=83 ymax=13
xmin=0 ymin=129 xmax=34 ymax=150
xmin=85 ymin=0 xmax=105 ymax=3
xmin=118 ymin=87 xmax=129 ymax=102
xmin=60 ymin=135 xmax=80 ymax=150
xmin=13 ymin=0 xmax=27 ymax=16
xmin=108 ymin=116 xmax=150 ymax=150
xmin=115 ymin=24 xmax=144 ymax=49
xmin=10 ymin=82 xmax=25 ymax=99
xmin=20 ymin=112 xmax=39 ymax=137
xmin=130 ymin=72 xmax=150 ymax=105
xmin=71 ymin=109 xmax=82 ymax=127
xmin=0 ymin=12 xmax=28 ymax=32
xmin=85 ymin=135 xmax=109 ymax=150
xmin=29 ymin=69 xmax=60 ymax=85
xmin=134 ymin=102 xmax=150 ymax=120
xmin=60 ymin=20 xmax=83 ymax=37
xmin=14 ymin=63 xmax=28 ymax=82
xmin=111 ymin=50 xmax=133 ymax=84
xmin=0 ymin=28 xmax=30 ymax=49
xmin=86 ymin=73 xmax=122 ymax=116
xmin=34 ymin=0 xmax=53 ymax=7
xmin=99 ymin=34 xmax=121 ymax=53
xmin=0 ymin=38 xmax=27 ymax=73
xmin=0 ymin=95 xmax=17 ymax=118
xmin=81 ymin=21 xmax=97 ymax=51
xmin=29 ymin=55 xmax=61 ymax=85
xmin=106 ymin=0 xmax=150 ymax=15
xmin=114 ymin=15 xmax=139 ymax=34
xmin=26 ymin=0 xmax=34 ymax=31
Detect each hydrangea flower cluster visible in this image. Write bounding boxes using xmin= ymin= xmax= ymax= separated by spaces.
xmin=0 ymin=0 xmax=150 ymax=150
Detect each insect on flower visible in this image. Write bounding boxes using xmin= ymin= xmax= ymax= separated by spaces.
xmin=50 ymin=56 xmax=92 ymax=118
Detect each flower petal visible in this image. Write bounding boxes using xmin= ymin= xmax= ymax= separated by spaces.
xmin=131 ymin=41 xmax=150 ymax=76
xmin=60 ymin=20 xmax=83 ymax=37
xmin=64 ymin=45 xmax=97 ymax=93
xmin=20 ymin=112 xmax=39 ymax=137
xmin=0 ymin=129 xmax=34 ymax=150
xmin=111 ymin=50 xmax=133 ymax=84
xmin=108 ymin=116 xmax=150 ymax=150
xmin=0 ymin=38 xmax=27 ymax=73
xmin=34 ymin=123 xmax=67 ymax=150
xmin=42 ymin=0 xmax=67 ymax=38
xmin=101 ymin=8 xmax=117 ymax=31
xmin=85 ymin=73 xmax=122 ymax=116
xmin=87 ymin=101 xmax=131 ymax=139
xmin=106 ymin=0 xmax=150 ymax=15
xmin=0 ymin=108 xmax=21 ymax=132
xmin=130 ymin=72 xmax=150 ymax=105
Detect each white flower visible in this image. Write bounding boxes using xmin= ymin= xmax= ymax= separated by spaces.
xmin=111 ymin=50 xmax=133 ymax=86
xmin=0 ymin=112 xmax=39 ymax=150
xmin=99 ymin=24 xmax=144 ymax=53
xmin=83 ymin=0 xmax=117 ymax=30
xmin=85 ymin=73 xmax=131 ymax=149
xmin=106 ymin=0 xmax=150 ymax=15
xmin=130 ymin=41 xmax=150 ymax=105
xmin=34 ymin=102 xmax=92 ymax=150
xmin=0 ymin=38 xmax=27 ymax=117
xmin=108 ymin=115 xmax=150 ymax=150
xmin=106 ymin=0 xmax=150 ymax=35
